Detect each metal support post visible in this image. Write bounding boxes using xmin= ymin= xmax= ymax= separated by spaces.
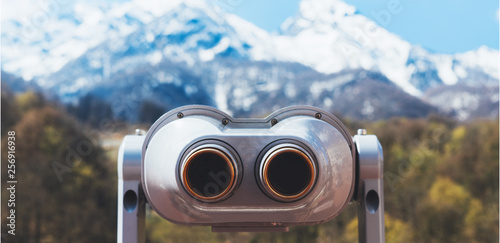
xmin=354 ymin=130 xmax=385 ymax=243
xmin=117 ymin=135 xmax=146 ymax=243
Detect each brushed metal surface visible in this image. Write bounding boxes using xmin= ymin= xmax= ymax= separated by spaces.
xmin=142 ymin=105 xmax=355 ymax=227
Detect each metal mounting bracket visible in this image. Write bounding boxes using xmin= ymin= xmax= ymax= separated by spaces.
xmin=354 ymin=132 xmax=385 ymax=243
xmin=118 ymin=135 xmax=146 ymax=243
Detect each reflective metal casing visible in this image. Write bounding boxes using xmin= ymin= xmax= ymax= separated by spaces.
xmin=141 ymin=105 xmax=355 ymax=228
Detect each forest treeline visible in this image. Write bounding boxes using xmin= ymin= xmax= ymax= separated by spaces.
xmin=1 ymin=89 xmax=117 ymax=242
xmin=1 ymin=89 xmax=498 ymax=243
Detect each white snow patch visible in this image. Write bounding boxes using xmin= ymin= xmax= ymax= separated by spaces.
xmin=434 ymin=55 xmax=458 ymax=85
xmin=309 ymin=74 xmax=355 ymax=99
xmin=285 ymin=83 xmax=297 ymax=98
xmin=323 ymin=97 xmax=333 ymax=107
xmin=455 ymin=46 xmax=499 ymax=80
xmin=361 ymin=100 xmax=374 ymax=117
xmin=198 ymin=37 xmax=231 ymax=61
xmin=453 ymin=64 xmax=468 ymax=79
xmin=60 ymin=77 xmax=89 ymax=94
xmin=184 ymin=85 xmax=198 ymax=95
xmin=147 ymin=51 xmax=163 ymax=65
xmin=215 ymin=71 xmax=231 ymax=115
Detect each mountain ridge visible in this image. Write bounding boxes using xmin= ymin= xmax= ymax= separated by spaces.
xmin=1 ymin=0 xmax=498 ymax=121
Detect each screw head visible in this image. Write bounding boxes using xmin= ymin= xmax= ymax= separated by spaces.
xmin=135 ymin=129 xmax=146 ymax=136
xmin=315 ymin=113 xmax=322 ymax=119
xmin=222 ymin=118 xmax=229 ymax=125
xmin=357 ymin=129 xmax=367 ymax=135
xmin=271 ymin=118 xmax=278 ymax=126
xmin=177 ymin=112 xmax=184 ymax=118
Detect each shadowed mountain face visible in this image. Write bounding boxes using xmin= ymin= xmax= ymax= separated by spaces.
xmin=1 ymin=0 xmax=497 ymax=121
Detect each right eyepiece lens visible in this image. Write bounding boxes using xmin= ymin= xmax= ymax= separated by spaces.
xmin=261 ymin=146 xmax=316 ymax=202
xmin=182 ymin=147 xmax=236 ymax=202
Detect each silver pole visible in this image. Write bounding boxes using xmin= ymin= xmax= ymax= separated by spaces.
xmin=117 ymin=135 xmax=146 ymax=243
xmin=354 ymin=132 xmax=385 ymax=243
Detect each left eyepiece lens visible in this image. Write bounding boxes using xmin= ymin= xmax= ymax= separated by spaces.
xmin=181 ymin=147 xmax=236 ymax=202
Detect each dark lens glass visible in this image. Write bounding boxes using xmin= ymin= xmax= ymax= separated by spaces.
xmin=185 ymin=149 xmax=233 ymax=198
xmin=267 ymin=150 xmax=312 ymax=196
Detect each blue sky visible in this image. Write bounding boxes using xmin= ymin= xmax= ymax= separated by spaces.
xmin=227 ymin=0 xmax=499 ymax=54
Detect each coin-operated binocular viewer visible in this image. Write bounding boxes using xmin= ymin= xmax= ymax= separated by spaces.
xmin=118 ymin=105 xmax=384 ymax=243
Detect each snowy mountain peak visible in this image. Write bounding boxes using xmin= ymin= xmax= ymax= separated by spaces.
xmin=281 ymin=0 xmax=356 ymax=35
xmin=272 ymin=0 xmax=498 ymax=96
xmin=41 ymin=0 xmax=256 ymax=93
xmin=1 ymin=0 xmax=219 ymax=81
xmin=2 ymin=0 xmax=498 ymax=111
xmin=299 ymin=0 xmax=356 ymax=20
xmin=455 ymin=45 xmax=499 ymax=80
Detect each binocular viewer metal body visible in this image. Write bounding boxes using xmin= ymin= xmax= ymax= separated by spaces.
xmin=118 ymin=105 xmax=385 ymax=243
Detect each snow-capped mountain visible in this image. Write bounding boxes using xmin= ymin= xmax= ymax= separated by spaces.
xmin=1 ymin=0 xmax=498 ymax=121
xmin=1 ymin=0 xmax=193 ymax=81
xmin=234 ymin=0 xmax=499 ymax=95
xmin=44 ymin=1 xmax=254 ymax=97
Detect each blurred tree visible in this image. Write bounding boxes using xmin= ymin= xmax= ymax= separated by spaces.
xmin=439 ymin=121 xmax=499 ymax=200
xmin=342 ymin=214 xmax=413 ymax=243
xmin=1 ymin=87 xmax=20 ymax=135
xmin=67 ymin=94 xmax=114 ymax=128
xmin=1 ymin=99 xmax=116 ymax=242
xmin=146 ymin=211 xmax=231 ymax=243
xmin=15 ymin=90 xmax=46 ymax=114
xmin=415 ymin=177 xmax=496 ymax=243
